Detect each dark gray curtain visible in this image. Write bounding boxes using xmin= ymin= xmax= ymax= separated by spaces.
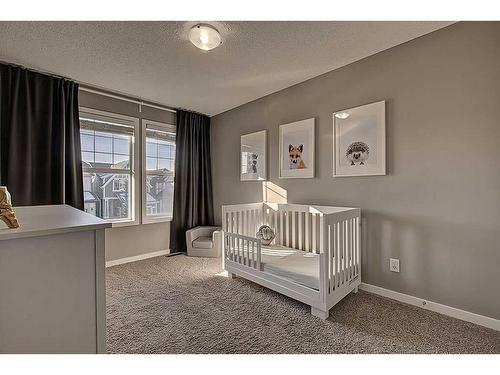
xmin=0 ymin=63 xmax=83 ymax=209
xmin=170 ymin=109 xmax=214 ymax=252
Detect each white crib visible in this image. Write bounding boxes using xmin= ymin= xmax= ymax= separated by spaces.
xmin=222 ymin=202 xmax=361 ymax=319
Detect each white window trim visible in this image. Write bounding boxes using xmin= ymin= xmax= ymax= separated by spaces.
xmin=141 ymin=119 xmax=176 ymax=224
xmin=80 ymin=107 xmax=140 ymax=227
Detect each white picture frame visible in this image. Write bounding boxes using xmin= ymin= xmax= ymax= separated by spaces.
xmin=240 ymin=130 xmax=267 ymax=181
xmin=333 ymin=100 xmax=386 ymax=177
xmin=279 ymin=118 xmax=315 ymax=179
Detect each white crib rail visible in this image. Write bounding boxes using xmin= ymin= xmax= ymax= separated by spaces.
xmin=223 ymin=203 xmax=332 ymax=255
xmin=224 ymin=232 xmax=262 ymax=270
xmin=263 ymin=204 xmax=322 ymax=253
xmin=326 ymin=209 xmax=361 ymax=295
xmin=222 ymin=203 xmax=263 ymax=237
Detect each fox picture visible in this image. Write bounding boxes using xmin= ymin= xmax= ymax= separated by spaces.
xmin=288 ymin=144 xmax=306 ymax=169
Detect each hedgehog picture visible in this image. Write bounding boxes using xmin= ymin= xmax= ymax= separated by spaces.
xmin=346 ymin=141 xmax=369 ymax=166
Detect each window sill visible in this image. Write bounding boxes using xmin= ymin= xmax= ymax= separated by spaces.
xmin=142 ymin=216 xmax=173 ymax=225
xmin=99 ymin=217 xmax=171 ymax=229
xmin=107 ymin=218 xmax=140 ymax=228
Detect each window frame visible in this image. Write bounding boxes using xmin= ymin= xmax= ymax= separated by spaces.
xmin=80 ymin=107 xmax=140 ymax=227
xmin=141 ymin=119 xmax=176 ymax=224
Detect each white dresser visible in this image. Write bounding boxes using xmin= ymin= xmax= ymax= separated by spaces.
xmin=0 ymin=205 xmax=111 ymax=353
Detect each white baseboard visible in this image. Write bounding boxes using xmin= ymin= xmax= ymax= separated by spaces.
xmin=106 ymin=249 xmax=170 ymax=268
xmin=359 ymin=283 xmax=499 ymax=332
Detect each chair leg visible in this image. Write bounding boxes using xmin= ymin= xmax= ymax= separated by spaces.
xmin=311 ymin=306 xmax=329 ymax=320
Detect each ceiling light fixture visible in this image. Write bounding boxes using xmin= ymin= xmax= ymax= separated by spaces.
xmin=189 ymin=24 xmax=222 ymax=51
xmin=334 ymin=112 xmax=350 ymax=119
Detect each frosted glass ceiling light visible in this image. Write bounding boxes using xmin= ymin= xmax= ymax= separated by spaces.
xmin=334 ymin=112 xmax=350 ymax=119
xmin=189 ymin=24 xmax=222 ymax=51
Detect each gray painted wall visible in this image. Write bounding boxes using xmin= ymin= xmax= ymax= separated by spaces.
xmin=79 ymin=90 xmax=174 ymax=261
xmin=211 ymin=22 xmax=500 ymax=319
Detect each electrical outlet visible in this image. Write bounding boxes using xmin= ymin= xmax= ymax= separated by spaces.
xmin=390 ymin=258 xmax=400 ymax=273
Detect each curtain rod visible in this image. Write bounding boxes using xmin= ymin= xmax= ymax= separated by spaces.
xmin=0 ymin=60 xmax=177 ymax=114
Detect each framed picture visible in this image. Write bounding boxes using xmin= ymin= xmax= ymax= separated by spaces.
xmin=279 ymin=118 xmax=315 ymax=179
xmin=333 ymin=100 xmax=386 ymax=177
xmin=240 ymin=130 xmax=267 ymax=181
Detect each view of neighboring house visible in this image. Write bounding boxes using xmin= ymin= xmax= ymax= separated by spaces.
xmin=145 ymin=174 xmax=174 ymax=215
xmin=83 ymin=160 xmax=130 ymax=219
xmin=83 ymin=159 xmax=174 ymax=220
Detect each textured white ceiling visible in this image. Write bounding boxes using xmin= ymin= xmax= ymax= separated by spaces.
xmin=0 ymin=21 xmax=453 ymax=116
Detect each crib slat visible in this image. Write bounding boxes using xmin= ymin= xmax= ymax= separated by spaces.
xmin=273 ymin=211 xmax=278 ymax=244
xmin=236 ymin=236 xmax=239 ymax=263
xmin=250 ymin=210 xmax=254 ymax=235
xmin=240 ymin=237 xmax=243 ymax=265
xmin=305 ymin=213 xmax=310 ymax=252
xmin=252 ymin=241 xmax=255 ymax=268
xmin=254 ymin=209 xmax=258 ymax=235
xmin=351 ymin=218 xmax=355 ymax=279
xmin=297 ymin=212 xmax=302 ymax=251
xmin=353 ymin=218 xmax=356 ymax=278
xmin=339 ymin=220 xmax=344 ymax=284
xmin=256 ymin=209 xmax=260 ymax=236
xmin=231 ymin=234 xmax=235 ymax=262
xmin=334 ymin=223 xmax=338 ymax=289
xmin=328 ymin=224 xmax=333 ymax=295
xmin=245 ymin=210 xmax=249 ymax=236
xmin=292 ymin=211 xmax=296 ymax=249
xmin=342 ymin=220 xmax=347 ymax=283
xmin=249 ymin=210 xmax=253 ymax=236
xmin=246 ymin=237 xmax=250 ymax=268
xmin=348 ymin=219 xmax=352 ymax=279
xmin=349 ymin=219 xmax=353 ymax=279
xmin=246 ymin=238 xmax=250 ymax=266
xmin=279 ymin=211 xmax=284 ymax=245
xmin=356 ymin=216 xmax=360 ymax=277
xmin=241 ymin=238 xmax=244 ymax=265
xmin=241 ymin=237 xmax=244 ymax=265
xmin=311 ymin=214 xmax=317 ymax=253
xmin=258 ymin=209 xmax=261 ymax=235
xmin=344 ymin=220 xmax=348 ymax=283
xmin=231 ymin=235 xmax=234 ymax=261
xmin=285 ymin=211 xmax=289 ymax=247
xmin=270 ymin=208 xmax=274 ymax=228
xmin=257 ymin=242 xmax=262 ymax=271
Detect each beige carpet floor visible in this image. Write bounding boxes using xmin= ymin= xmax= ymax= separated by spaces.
xmin=106 ymin=255 xmax=500 ymax=354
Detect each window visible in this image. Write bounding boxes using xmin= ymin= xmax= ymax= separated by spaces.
xmin=80 ymin=108 xmax=139 ymax=225
xmin=142 ymin=120 xmax=176 ymax=223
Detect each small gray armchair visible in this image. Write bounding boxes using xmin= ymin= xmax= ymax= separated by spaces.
xmin=186 ymin=226 xmax=222 ymax=258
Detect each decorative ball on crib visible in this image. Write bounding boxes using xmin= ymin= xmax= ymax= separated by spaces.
xmin=256 ymin=225 xmax=275 ymax=246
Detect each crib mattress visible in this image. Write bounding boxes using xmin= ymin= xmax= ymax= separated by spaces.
xmin=259 ymin=245 xmax=320 ymax=290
